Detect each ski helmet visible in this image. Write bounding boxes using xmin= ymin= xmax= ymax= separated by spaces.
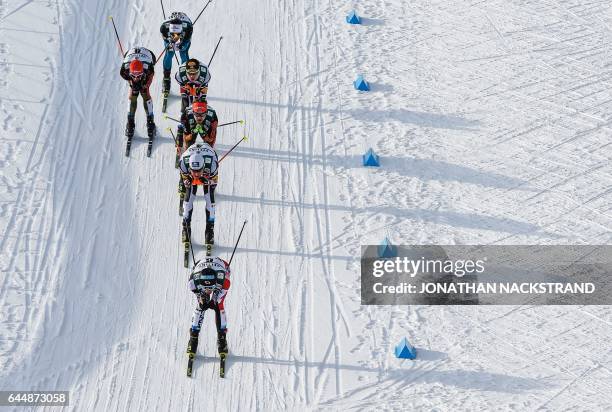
xmin=194 ymin=267 xmax=218 ymax=290
xmin=185 ymin=59 xmax=200 ymax=77
xmin=169 ymin=19 xmax=183 ymax=34
xmin=192 ymin=101 xmax=207 ymax=115
xmin=189 ymin=152 xmax=205 ymax=172
xmin=129 ymin=59 xmax=144 ymax=78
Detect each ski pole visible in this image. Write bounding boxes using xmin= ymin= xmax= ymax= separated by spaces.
xmin=165 ymin=116 xmax=244 ymax=128
xmin=108 ymin=16 xmax=125 ymax=56
xmin=208 ymin=36 xmax=223 ymax=67
xmin=164 ymin=114 xmax=182 ymax=123
xmin=218 ymin=120 xmax=244 ymax=127
xmin=172 ymin=43 xmax=181 ymax=66
xmin=193 ymin=0 xmax=213 ymax=25
xmin=155 ymin=43 xmax=175 ymax=64
xmin=228 ymin=220 xmax=247 ymax=266
xmin=159 ymin=37 xmax=180 ymax=66
xmin=166 ymin=127 xmax=179 ymax=146
xmin=219 ymin=136 xmax=247 ymax=163
xmin=155 ymin=43 xmax=171 ymax=64
xmin=160 ymin=0 xmax=166 ymax=19
xmin=156 ymin=41 xmax=180 ymax=66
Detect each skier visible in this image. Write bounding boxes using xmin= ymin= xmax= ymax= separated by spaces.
xmin=160 ymin=12 xmax=193 ymax=96
xmin=179 ymin=142 xmax=219 ymax=247
xmin=175 ymin=58 xmax=211 ymax=123
xmin=186 ymin=256 xmax=231 ymax=360
xmin=177 ymin=100 xmax=218 ymax=155
xmin=119 ymin=47 xmax=156 ymax=138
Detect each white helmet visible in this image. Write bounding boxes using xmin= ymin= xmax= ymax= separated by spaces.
xmin=169 ymin=23 xmax=183 ymax=34
xmin=189 ymin=152 xmax=205 ymax=171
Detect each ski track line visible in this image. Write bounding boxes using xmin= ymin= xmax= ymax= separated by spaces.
xmin=534 ymin=366 xmax=597 ymax=412
xmin=323 ymin=0 xmax=364 ymax=286
xmin=406 ymin=42 xmax=612 ymax=245
xmin=489 ymin=307 xmax=612 ymax=387
xmin=309 ymin=0 xmax=345 ymax=402
xmin=7 ymin=0 xmax=146 ymax=403
xmin=274 ymin=1 xmax=314 ymax=406
xmin=0 ymin=0 xmax=61 ymax=380
xmin=322 ymin=1 xmax=425 ymax=404
xmin=449 ymin=307 xmax=612 ymax=407
xmin=300 ymin=3 xmax=318 ymax=405
xmin=0 ymin=0 xmax=34 ymax=22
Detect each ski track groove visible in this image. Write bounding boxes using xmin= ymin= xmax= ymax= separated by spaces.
xmin=449 ymin=306 xmax=612 ymax=407
xmin=0 ymin=0 xmax=62 ymax=378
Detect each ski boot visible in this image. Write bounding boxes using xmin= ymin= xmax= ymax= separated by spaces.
xmin=178 ymin=179 xmax=186 ymax=198
xmin=187 ymin=329 xmax=199 ymax=356
xmin=205 ymin=222 xmax=214 ymax=245
xmin=175 ymin=144 xmax=182 ymax=169
xmin=178 ymin=178 xmax=187 ymax=215
xmin=125 ymin=114 xmax=135 ymax=137
xmin=177 ymin=124 xmax=184 ymax=145
xmin=217 ymin=330 xmax=228 ymax=355
xmin=146 ymin=116 xmax=156 ymax=138
xmin=182 ymin=218 xmax=192 ymax=243
xmin=187 ymin=328 xmax=199 ymax=376
xmin=161 ymin=71 xmax=171 ymax=113
xmin=204 ymin=222 xmax=214 ymax=256
xmin=162 ymin=70 xmax=171 ymax=95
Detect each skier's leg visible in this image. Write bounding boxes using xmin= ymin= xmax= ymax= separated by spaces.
xmin=182 ymin=184 xmax=196 ymax=241
xmin=182 ymin=184 xmax=197 ymax=222
xmin=163 ymin=41 xmax=174 ymax=72
xmin=142 ymin=77 xmax=155 ymax=134
xmin=214 ymin=299 xmax=228 ymax=354
xmin=184 ymin=132 xmax=195 ymax=149
xmin=129 ymin=88 xmax=138 ymax=115
xmin=141 ymin=76 xmax=154 ymax=117
xmin=178 ymin=175 xmax=186 ymax=199
xmin=181 ymin=96 xmax=189 ymax=122
xmin=162 ymin=70 xmax=171 ymax=95
xmin=162 ymin=41 xmax=173 ymax=94
xmin=177 ymin=124 xmax=185 ymax=149
xmin=205 ymin=184 xmax=216 ymax=221
xmin=187 ymin=304 xmax=206 ymax=354
xmin=179 ymin=41 xmax=191 ymax=62
xmin=216 ymin=295 xmax=228 ymax=331
xmin=125 ymin=88 xmax=138 ymax=136
xmin=204 ymin=184 xmax=216 ymax=244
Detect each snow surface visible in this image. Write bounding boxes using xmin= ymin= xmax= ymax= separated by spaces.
xmin=1 ymin=0 xmax=612 ymax=410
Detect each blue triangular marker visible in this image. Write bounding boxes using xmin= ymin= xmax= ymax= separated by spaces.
xmin=346 ymin=10 xmax=361 ymax=24
xmin=354 ymin=75 xmax=370 ymax=91
xmin=395 ymin=338 xmax=417 ymax=359
xmin=362 ymin=148 xmax=380 ymax=167
xmin=378 ymin=237 xmax=396 ymax=258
